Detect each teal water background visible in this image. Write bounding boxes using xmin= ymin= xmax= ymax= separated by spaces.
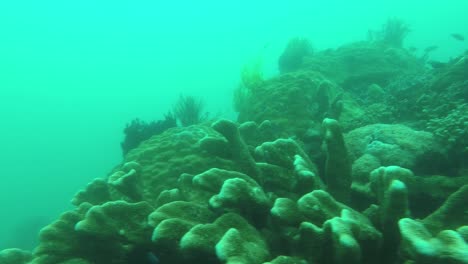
xmin=0 ymin=0 xmax=466 ymax=249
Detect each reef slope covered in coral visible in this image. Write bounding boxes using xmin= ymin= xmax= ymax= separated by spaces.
xmin=1 ymin=37 xmax=467 ymax=264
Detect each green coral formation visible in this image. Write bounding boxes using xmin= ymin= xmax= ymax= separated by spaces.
xmin=304 ymin=42 xmax=422 ymax=91
xmin=5 ymin=24 xmax=468 ymax=264
xmin=20 ymin=120 xmax=466 ymax=264
xmin=396 ymin=185 xmax=468 ymax=263
xmin=237 ymin=70 xmax=345 ymax=138
xmin=399 ymin=218 xmax=468 ymax=264
xmin=12 ymin=117 xmax=467 ymax=264
xmin=0 ymin=248 xmax=32 ymax=264
xmin=322 ymin=118 xmax=352 ymax=203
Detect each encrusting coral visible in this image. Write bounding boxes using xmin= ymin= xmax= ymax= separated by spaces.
xmin=4 ymin=115 xmax=462 ymax=264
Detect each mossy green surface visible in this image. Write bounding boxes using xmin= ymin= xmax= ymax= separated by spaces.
xmin=20 ymin=118 xmax=468 ymax=264
xmin=0 ymin=248 xmax=32 ymax=264
xmin=237 ymin=70 xmax=344 ymax=138
xmin=302 ymin=42 xmax=424 ymax=90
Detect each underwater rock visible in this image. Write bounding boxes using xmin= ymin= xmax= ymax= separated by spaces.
xmin=33 ymin=201 xmax=156 ymax=264
xmin=5 ymin=25 xmax=468 ymax=264
xmin=148 ymin=201 xmax=215 ymax=262
xmin=185 ymin=168 xmax=270 ymax=226
xmin=363 ymin=166 xmax=468 ymax=218
xmin=32 ymin=203 xmax=93 ymax=264
xmin=297 ymin=190 xmax=350 ymax=224
xmin=399 ymin=218 xmax=468 ymax=264
xmin=180 ymin=213 xmax=269 ymax=263
xmin=209 ymin=177 xmax=270 ymax=226
xmin=302 ymin=41 xmax=424 ymax=91
xmin=0 ymin=248 xmax=32 ymax=264
xmin=16 ymin=116 xmax=467 ymax=264
xmin=323 ymin=215 xmax=362 ymax=264
xmin=365 ymin=83 xmax=386 ymax=102
xmin=237 ymin=70 xmax=344 ymax=139
xmin=107 ymin=161 xmax=143 ymax=201
xmin=270 ymin=197 xmax=304 ymax=226
xmin=72 ymin=178 xmax=111 ymax=206
xmin=10 ymin=43 xmax=468 ymax=264
xmin=148 ymin=201 xmax=215 ymax=228
xmin=323 ymin=118 xmax=352 ymax=203
xmin=238 ymin=120 xmax=279 ymax=148
xmin=154 ymin=188 xmax=183 ymax=207
xmin=255 ymin=138 xmax=322 ymax=196
xmin=122 ymin=124 xmax=260 ymax=205
xmin=212 ymin=119 xmax=260 ymax=182
xmin=269 ymin=189 xmax=382 ymax=264
xmin=345 ymin=123 xmax=443 ymax=175
xmin=298 ymin=207 xmax=382 ymax=264
xmin=423 ymin=184 xmax=468 ymax=233
xmin=369 ymin=166 xmax=410 ymax=263
xmin=72 ymin=162 xmax=145 ymax=206
xmin=426 ymin=103 xmax=468 ymax=175
xmin=351 ymin=153 xmax=381 ymax=185
xmin=74 ymin=200 xmax=154 ymax=244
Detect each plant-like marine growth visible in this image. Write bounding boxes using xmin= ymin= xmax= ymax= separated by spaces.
xmin=121 ymin=113 xmax=176 ymax=156
xmin=173 ymin=94 xmax=208 ymax=126
xmin=369 ymin=18 xmax=410 ymax=48
xmin=278 ymin=37 xmax=313 ymax=73
xmin=233 ymin=83 xmax=251 ymax=113
xmin=233 ymin=55 xmax=264 ymax=114
xmin=241 ymin=55 xmax=264 ymax=90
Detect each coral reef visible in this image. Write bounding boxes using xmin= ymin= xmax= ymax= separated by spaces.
xmin=345 ymin=124 xmax=444 ymax=175
xmin=15 ymin=117 xmax=467 ymax=264
xmin=0 ymin=249 xmax=32 ymax=264
xmin=398 ymin=184 xmax=468 ymax=264
xmin=236 ymin=70 xmax=345 ymax=139
xmin=5 ymin=24 xmax=468 ymax=264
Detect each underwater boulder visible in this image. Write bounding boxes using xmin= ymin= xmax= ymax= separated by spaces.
xmin=345 ymin=123 xmax=445 ymax=176
xmin=399 ymin=218 xmax=468 ymax=264
xmin=0 ymin=248 xmax=32 ymax=264
xmin=302 ymin=41 xmax=424 ymax=91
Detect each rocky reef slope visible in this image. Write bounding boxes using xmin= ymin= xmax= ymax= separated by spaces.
xmin=1 ymin=40 xmax=467 ymax=264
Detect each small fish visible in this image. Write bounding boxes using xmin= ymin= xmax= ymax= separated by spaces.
xmin=451 ymin=33 xmax=465 ymax=41
xmin=427 ymin=60 xmax=446 ymax=69
xmin=424 ymin=45 xmax=438 ymax=53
